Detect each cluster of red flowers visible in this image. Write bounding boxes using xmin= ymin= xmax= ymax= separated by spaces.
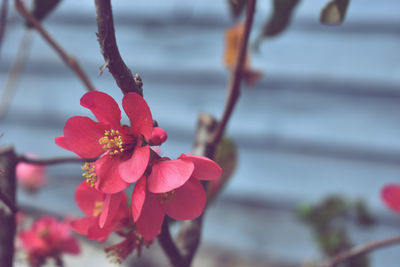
xmin=18 ymin=216 xmax=80 ymax=266
xmin=55 ymin=91 xmax=221 ymax=260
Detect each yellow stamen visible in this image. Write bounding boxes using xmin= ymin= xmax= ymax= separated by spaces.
xmin=160 ymin=190 xmax=176 ymax=204
xmin=82 ymin=162 xmax=97 ymax=187
xmin=99 ymin=129 xmax=124 ymax=156
xmin=93 ymin=201 xmax=104 ymax=217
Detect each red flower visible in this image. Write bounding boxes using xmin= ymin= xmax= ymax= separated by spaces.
xmin=16 ymin=153 xmax=46 ymax=193
xmin=381 ymin=184 xmax=400 ymax=213
xmin=55 ymin=91 xmax=155 ymax=193
xmin=70 ymin=181 xmax=130 ymax=242
xmin=18 ymin=216 xmax=80 ymax=266
xmin=132 ymin=154 xmax=222 ymax=240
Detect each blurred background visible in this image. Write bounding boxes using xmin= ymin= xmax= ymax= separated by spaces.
xmin=1 ymin=0 xmax=400 ymax=266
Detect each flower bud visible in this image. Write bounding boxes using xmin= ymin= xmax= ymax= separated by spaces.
xmin=149 ymin=127 xmax=168 ymax=146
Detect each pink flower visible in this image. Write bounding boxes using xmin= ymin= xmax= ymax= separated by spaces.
xmin=16 ymin=154 xmax=46 ymax=193
xmin=70 ymin=181 xmax=130 ymax=242
xmin=55 ymin=91 xmax=155 ymax=193
xmin=18 ymin=216 xmax=80 ymax=266
xmin=132 ymin=154 xmax=222 ymax=240
xmin=381 ymin=184 xmax=400 ymax=213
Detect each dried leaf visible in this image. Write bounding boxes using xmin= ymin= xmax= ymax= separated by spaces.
xmin=227 ymin=0 xmax=247 ymax=19
xmin=320 ymin=0 xmax=350 ymax=26
xmin=254 ymin=0 xmax=300 ymax=50
xmin=224 ymin=23 xmax=263 ymax=87
xmin=26 ymin=0 xmax=62 ymax=27
xmin=207 ymin=138 xmax=238 ymax=202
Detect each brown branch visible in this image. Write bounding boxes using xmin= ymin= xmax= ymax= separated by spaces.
xmin=319 ymin=235 xmax=400 ymax=267
xmin=173 ymin=2 xmax=256 ymax=266
xmin=0 ymin=146 xmax=17 ymax=266
xmin=157 ymin=219 xmax=185 ymax=267
xmin=14 ymin=0 xmax=96 ymax=92
xmin=208 ymin=0 xmax=256 ymax=153
xmin=17 ymin=155 xmax=95 ymax=165
xmin=0 ymin=30 xmax=32 ymax=119
xmin=94 ymin=0 xmax=142 ymax=96
xmin=0 ymin=189 xmax=17 ymax=214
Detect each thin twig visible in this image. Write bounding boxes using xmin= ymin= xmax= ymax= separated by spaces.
xmin=0 ymin=29 xmax=32 ymax=119
xmin=14 ymin=0 xmax=96 ymax=92
xmin=174 ymin=2 xmax=257 ymax=266
xmin=17 ymin=155 xmax=94 ymax=165
xmin=0 ymin=0 xmax=8 ymax=58
xmin=319 ymin=235 xmax=400 ymax=267
xmin=209 ymin=0 xmax=256 ymax=153
xmin=0 ymin=189 xmax=17 ymax=214
xmin=94 ymin=0 xmax=142 ymax=96
xmin=157 ymin=220 xmax=185 ymax=267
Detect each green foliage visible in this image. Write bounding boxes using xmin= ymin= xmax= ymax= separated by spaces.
xmin=298 ymin=195 xmax=376 ymax=267
xmin=207 ymin=137 xmax=238 ymax=202
xmin=26 ymin=0 xmax=62 ymax=28
xmin=320 ymin=0 xmax=350 ymax=26
xmin=254 ymin=0 xmax=300 ymax=50
xmin=227 ymin=0 xmax=247 ymax=19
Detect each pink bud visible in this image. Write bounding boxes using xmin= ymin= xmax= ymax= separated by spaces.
xmin=16 ymin=154 xmax=46 ymax=193
xmin=149 ymin=127 xmax=168 ymax=146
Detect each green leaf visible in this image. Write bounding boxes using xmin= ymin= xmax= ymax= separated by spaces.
xmin=227 ymin=0 xmax=247 ymax=19
xmin=254 ymin=0 xmax=300 ymax=50
xmin=207 ymin=137 xmax=238 ymax=202
xmin=26 ymin=0 xmax=62 ymax=27
xmin=320 ymin=0 xmax=350 ymax=26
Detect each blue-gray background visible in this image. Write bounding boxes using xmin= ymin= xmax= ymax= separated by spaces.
xmin=2 ymin=1 xmax=400 ymax=266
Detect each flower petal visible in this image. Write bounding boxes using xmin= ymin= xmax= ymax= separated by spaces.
xmin=80 ymin=91 xmax=121 ymax=128
xmin=99 ymin=193 xmax=123 ymax=228
xmin=119 ymin=145 xmax=149 ymax=183
xmin=75 ymin=181 xmax=104 ymax=217
xmin=164 ymin=178 xmax=206 ymax=220
xmin=122 ymin=93 xmax=153 ymax=139
xmin=55 ymin=136 xmax=72 ymax=151
xmin=70 ymin=217 xmax=92 ymax=236
xmin=131 ymin=177 xmax=146 ymax=222
xmin=60 ymin=237 xmax=81 ymax=254
xmin=95 ymin=154 xmax=130 ymax=194
xmin=147 ymin=158 xmax=194 ymax=193
xmin=382 ymin=184 xmax=400 ymax=213
xmin=136 ymin=192 xmax=164 ymax=241
xmin=87 ymin=221 xmax=114 ymax=243
xmin=180 ymin=154 xmax=222 ymax=181
xmin=64 ymin=116 xmax=106 ymax=158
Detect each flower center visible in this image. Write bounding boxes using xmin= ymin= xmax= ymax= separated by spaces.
xmin=82 ymin=162 xmax=97 ymax=187
xmin=38 ymin=228 xmax=50 ymax=238
xmin=93 ymin=201 xmax=104 ymax=217
xmin=99 ymin=129 xmax=124 ymax=156
xmin=160 ymin=190 xmax=176 ymax=204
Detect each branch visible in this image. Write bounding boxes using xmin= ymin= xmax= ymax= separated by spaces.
xmin=14 ymin=0 xmax=96 ymax=92
xmin=0 ymin=189 xmax=17 ymax=214
xmin=94 ymin=0 xmax=142 ymax=96
xmin=319 ymin=235 xmax=400 ymax=267
xmin=173 ymin=2 xmax=257 ymax=266
xmin=0 ymin=0 xmax=8 ymax=57
xmin=157 ymin=220 xmax=185 ymax=267
xmin=209 ymin=0 xmax=256 ymax=152
xmin=0 ymin=30 xmax=32 ymax=119
xmin=0 ymin=146 xmax=17 ymax=266
xmin=17 ymin=155 xmax=94 ymax=165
